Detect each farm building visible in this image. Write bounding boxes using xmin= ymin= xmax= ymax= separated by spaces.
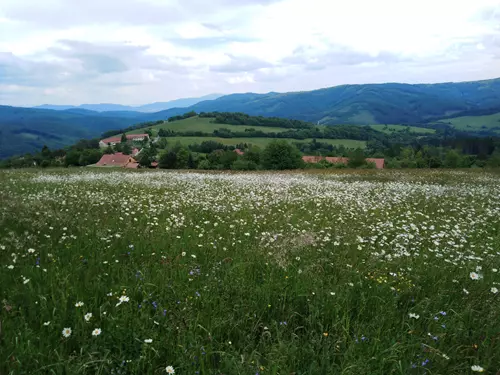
xmin=99 ymin=134 xmax=149 ymax=148
xmin=302 ymin=156 xmax=385 ymax=169
xmin=95 ymin=153 xmax=139 ymax=168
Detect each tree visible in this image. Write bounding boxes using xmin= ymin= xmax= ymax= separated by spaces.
xmin=347 ymin=149 xmax=366 ymax=168
xmin=122 ymin=143 xmax=132 ymax=155
xmin=444 ymin=149 xmax=460 ymax=168
xmin=261 ymin=140 xmax=303 ymax=170
xmin=243 ymin=146 xmax=261 ymax=165
xmin=176 ymin=148 xmax=190 ymax=169
xmin=159 ymin=150 xmax=177 ymax=169
xmin=121 ymin=133 xmax=127 ymax=143
xmin=220 ymin=150 xmax=238 ymax=169
xmin=137 ymin=148 xmax=156 ymax=168
xmin=65 ymin=150 xmax=81 ymax=166
xmin=187 ymin=153 xmax=197 ymax=169
xmin=104 ymin=146 xmax=114 ymax=154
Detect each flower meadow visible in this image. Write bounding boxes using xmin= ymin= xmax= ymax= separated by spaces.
xmin=1 ymin=169 xmax=500 ymax=374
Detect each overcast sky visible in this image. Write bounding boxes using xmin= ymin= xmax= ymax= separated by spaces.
xmin=1 ymin=0 xmax=499 ymax=106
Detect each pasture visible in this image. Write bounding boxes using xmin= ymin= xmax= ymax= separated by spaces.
xmin=1 ymin=169 xmax=499 ymax=374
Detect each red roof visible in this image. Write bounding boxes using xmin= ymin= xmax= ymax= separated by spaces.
xmin=96 ymin=153 xmax=135 ymax=167
xmin=234 ymin=149 xmax=245 ymax=156
xmin=302 ymin=156 xmax=385 ymax=169
xmin=100 ymin=134 xmax=149 ymax=144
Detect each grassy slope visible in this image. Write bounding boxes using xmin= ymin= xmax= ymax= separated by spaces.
xmin=370 ymin=124 xmax=436 ymax=134
xmin=131 ymin=116 xmax=290 ymax=135
xmin=150 ymin=78 xmax=500 ymax=125
xmin=436 ymin=112 xmax=500 ymax=133
xmin=128 ymin=116 xmax=367 ymax=149
xmin=1 ymin=169 xmax=500 ymax=374
xmin=163 ymin=136 xmax=366 ymax=149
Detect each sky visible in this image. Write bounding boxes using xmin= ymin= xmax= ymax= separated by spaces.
xmin=0 ymin=0 xmax=499 ymax=106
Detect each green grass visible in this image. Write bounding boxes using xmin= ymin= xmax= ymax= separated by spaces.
xmin=1 ymin=169 xmax=500 ymax=374
xmin=161 ymin=136 xmax=366 ymax=149
xmin=437 ymin=112 xmax=500 ymax=133
xmin=136 ymin=117 xmax=290 ymax=135
xmin=370 ymin=124 xmax=436 ymax=134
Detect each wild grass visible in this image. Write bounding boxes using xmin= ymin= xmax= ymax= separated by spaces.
xmin=1 ymin=169 xmax=499 ymax=374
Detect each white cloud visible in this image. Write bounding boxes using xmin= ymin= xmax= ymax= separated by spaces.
xmin=0 ymin=0 xmax=499 ymax=106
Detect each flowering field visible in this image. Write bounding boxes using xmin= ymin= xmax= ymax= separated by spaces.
xmin=1 ymin=169 xmax=500 ymax=374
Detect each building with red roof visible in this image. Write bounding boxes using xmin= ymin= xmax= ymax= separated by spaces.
xmin=95 ymin=153 xmax=138 ymax=168
xmin=99 ymin=134 xmax=149 ymax=148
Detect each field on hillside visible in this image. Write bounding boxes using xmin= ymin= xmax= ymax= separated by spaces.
xmin=437 ymin=113 xmax=500 ymax=133
xmin=1 ymin=169 xmax=500 ymax=374
xmin=160 ymin=136 xmax=366 ymax=149
xmin=138 ymin=117 xmax=290 ymax=135
xmin=370 ymin=124 xmax=436 ymax=134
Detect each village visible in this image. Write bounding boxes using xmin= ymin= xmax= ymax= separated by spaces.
xmin=96 ymin=133 xmax=385 ymax=169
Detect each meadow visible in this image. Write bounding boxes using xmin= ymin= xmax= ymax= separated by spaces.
xmin=1 ymin=169 xmax=499 ymax=374
xmin=436 ymin=112 xmax=500 ymax=134
xmin=154 ymin=136 xmax=366 ymax=149
xmin=369 ymin=125 xmax=436 ymax=135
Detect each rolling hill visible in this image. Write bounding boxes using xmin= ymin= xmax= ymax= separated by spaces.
xmin=3 ymin=77 xmax=500 ymax=159
xmin=34 ymin=94 xmax=222 ymax=113
xmin=0 ymin=106 xmax=153 ymax=159
xmin=150 ymin=78 xmax=500 ymax=125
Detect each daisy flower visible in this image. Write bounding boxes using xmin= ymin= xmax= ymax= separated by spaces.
xmin=165 ymin=365 xmax=175 ymax=374
xmin=43 ymin=321 xmax=51 ymax=326
xmin=469 ymin=272 xmax=482 ymax=281
xmin=116 ymin=295 xmax=130 ymax=306
xmin=144 ymin=339 xmax=153 ymax=343
xmin=491 ymin=287 xmax=499 ymax=294
xmin=75 ymin=301 xmax=84 ymax=307
xmin=408 ymin=313 xmax=420 ymax=319
xmin=84 ymin=313 xmax=93 ymax=322
xmin=92 ymin=328 xmax=102 ymax=336
xmin=471 ymin=365 xmax=485 ymax=372
xmin=62 ymin=327 xmax=72 ymax=338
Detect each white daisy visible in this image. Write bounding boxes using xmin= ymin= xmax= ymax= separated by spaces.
xmin=165 ymin=365 xmax=175 ymax=374
xmin=116 ymin=295 xmax=130 ymax=306
xmin=144 ymin=339 xmax=153 ymax=343
xmin=408 ymin=313 xmax=420 ymax=319
xmin=84 ymin=313 xmax=93 ymax=322
xmin=62 ymin=327 xmax=72 ymax=338
xmin=92 ymin=328 xmax=102 ymax=336
xmin=43 ymin=321 xmax=51 ymax=326
xmin=471 ymin=365 xmax=485 ymax=372
xmin=491 ymin=287 xmax=499 ymax=294
xmin=75 ymin=301 xmax=84 ymax=307
xmin=469 ymin=272 xmax=482 ymax=281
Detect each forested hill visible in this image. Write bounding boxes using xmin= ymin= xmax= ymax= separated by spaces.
xmin=150 ymin=78 xmax=500 ymax=125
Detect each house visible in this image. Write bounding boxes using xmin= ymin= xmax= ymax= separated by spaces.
xmin=99 ymin=134 xmax=149 ymax=148
xmin=95 ymin=153 xmax=138 ymax=168
xmin=234 ymin=149 xmax=245 ymax=156
xmin=302 ymin=156 xmax=385 ymax=169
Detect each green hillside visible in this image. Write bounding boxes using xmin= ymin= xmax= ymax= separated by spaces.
xmin=162 ymin=136 xmax=366 ymax=149
xmin=153 ymin=78 xmax=500 ymax=125
xmin=0 ymin=106 xmax=152 ymax=159
xmin=370 ymin=124 xmax=436 ymax=134
xmin=129 ymin=116 xmax=289 ymax=136
xmin=435 ymin=112 xmax=500 ymax=134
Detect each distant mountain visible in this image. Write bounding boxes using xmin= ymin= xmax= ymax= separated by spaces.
xmin=149 ymin=78 xmax=500 ymax=125
xmin=0 ymin=106 xmax=154 ymax=159
xmin=34 ymin=94 xmax=222 ymax=113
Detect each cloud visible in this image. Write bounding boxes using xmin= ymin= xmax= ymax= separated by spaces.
xmin=0 ymin=0 xmax=499 ymax=106
xmin=210 ymin=54 xmax=274 ymax=73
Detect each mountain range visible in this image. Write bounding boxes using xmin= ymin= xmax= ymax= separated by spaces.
xmin=2 ymin=77 xmax=500 ymax=158
xmin=34 ymin=94 xmax=223 ymax=113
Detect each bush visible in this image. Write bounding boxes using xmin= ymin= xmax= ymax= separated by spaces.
xmin=261 ymin=140 xmax=303 ymax=170
xmin=232 ymin=159 xmax=258 ymax=171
